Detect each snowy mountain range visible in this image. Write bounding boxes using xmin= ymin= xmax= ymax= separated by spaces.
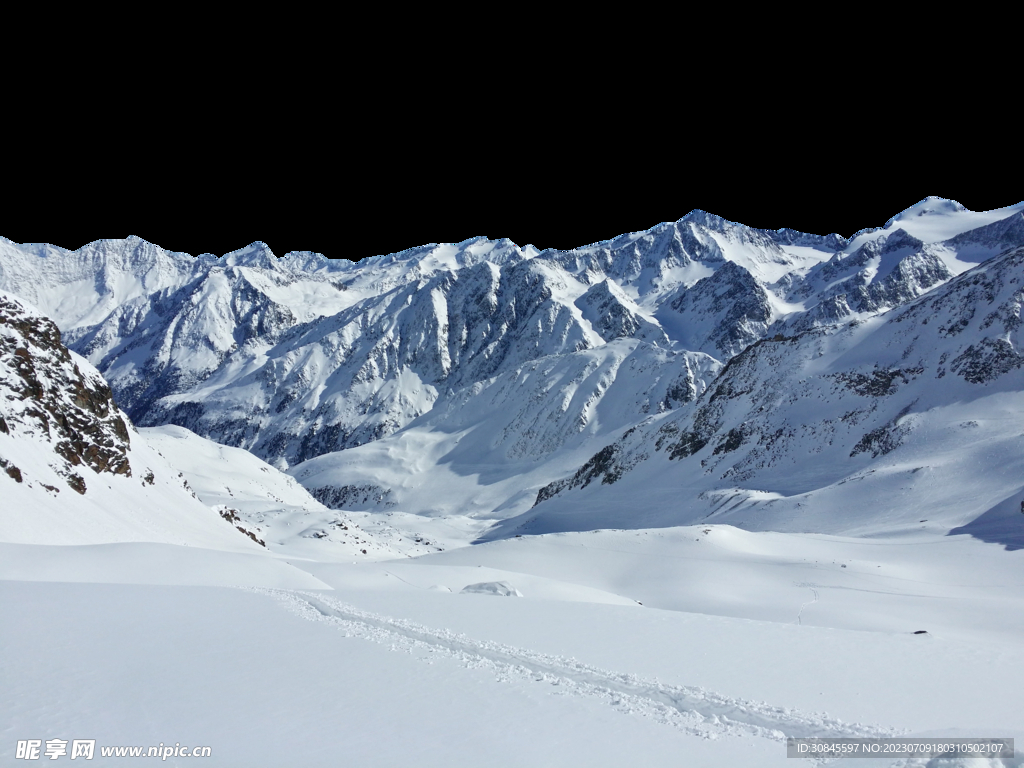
xmin=6 ymin=199 xmax=1024 ymax=767
xmin=3 ymin=197 xmax=1024 ymax=546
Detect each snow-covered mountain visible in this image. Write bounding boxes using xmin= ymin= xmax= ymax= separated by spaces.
xmin=521 ymin=242 xmax=1024 ymax=546
xmin=3 ymin=197 xmax=1024 ymax=542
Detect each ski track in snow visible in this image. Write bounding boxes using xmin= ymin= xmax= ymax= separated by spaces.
xmin=254 ymin=587 xmax=902 ymax=749
xmin=795 ymin=585 xmax=820 ymax=626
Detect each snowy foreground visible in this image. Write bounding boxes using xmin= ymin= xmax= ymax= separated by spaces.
xmin=3 ymin=523 xmax=1023 ymax=767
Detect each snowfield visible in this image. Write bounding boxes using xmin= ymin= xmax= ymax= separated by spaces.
xmin=4 ymin=200 xmax=1024 ymax=766
xmin=3 ymin=527 xmax=1023 ymax=767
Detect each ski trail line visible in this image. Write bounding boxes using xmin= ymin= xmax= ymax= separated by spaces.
xmin=254 ymin=587 xmax=901 ymax=745
xmin=796 ymin=586 xmax=820 ymax=626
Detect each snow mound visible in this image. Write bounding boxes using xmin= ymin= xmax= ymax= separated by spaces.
xmin=461 ymin=581 xmax=523 ymax=597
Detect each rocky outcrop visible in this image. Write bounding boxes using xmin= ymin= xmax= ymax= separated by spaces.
xmin=1 ymin=293 xmax=132 ymax=492
xmin=308 ymin=483 xmax=396 ymax=511
xmin=668 ymin=261 xmax=773 ymax=358
xmin=574 ymin=280 xmax=667 ymax=344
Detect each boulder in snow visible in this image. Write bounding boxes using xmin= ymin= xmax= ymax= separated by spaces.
xmin=461 ymin=581 xmax=523 ymax=597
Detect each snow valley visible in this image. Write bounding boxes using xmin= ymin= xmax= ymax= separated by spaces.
xmin=3 ymin=198 xmax=1024 ymax=767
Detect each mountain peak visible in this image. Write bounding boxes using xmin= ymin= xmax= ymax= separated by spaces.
xmin=222 ymin=242 xmax=278 ymax=268
xmin=681 ymin=209 xmax=731 ymax=229
xmin=885 ymin=197 xmax=969 ymax=228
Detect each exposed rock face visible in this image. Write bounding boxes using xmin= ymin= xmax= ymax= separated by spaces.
xmin=574 ymin=280 xmax=667 ymax=344
xmin=668 ymin=261 xmax=773 ymax=358
xmin=308 ymin=483 xmax=396 ymax=511
xmin=534 ymin=443 xmax=629 ymax=505
xmin=765 ymin=227 xmax=848 ymax=252
xmin=0 ymin=454 xmax=23 ymax=482
xmin=1 ymin=293 xmax=132 ymax=492
xmin=946 ymin=211 xmax=1024 ymax=255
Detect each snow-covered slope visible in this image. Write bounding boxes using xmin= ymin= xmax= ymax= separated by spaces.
xmin=0 ymin=292 xmax=266 ymax=550
xmin=141 ymin=425 xmax=440 ymax=560
xmin=4 ymin=520 xmax=1023 ymax=767
xmin=290 ymin=339 xmax=720 ymax=522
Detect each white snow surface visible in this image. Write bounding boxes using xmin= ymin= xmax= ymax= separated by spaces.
xmin=141 ymin=424 xmax=449 ymax=561
xmin=3 ymin=523 xmax=1023 ymax=766
xmin=0 ymin=421 xmax=266 ymax=552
